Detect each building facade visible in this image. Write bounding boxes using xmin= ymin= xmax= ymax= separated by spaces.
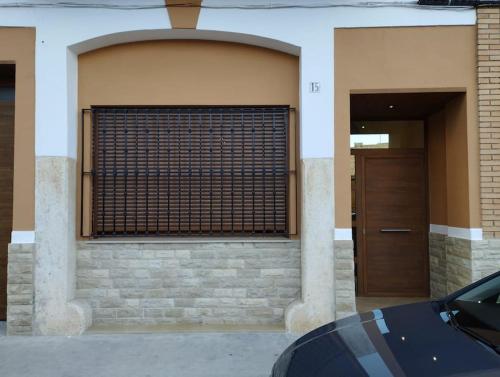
xmin=0 ymin=0 xmax=499 ymax=336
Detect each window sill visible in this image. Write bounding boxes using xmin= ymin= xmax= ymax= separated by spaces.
xmin=78 ymin=237 xmax=297 ymax=245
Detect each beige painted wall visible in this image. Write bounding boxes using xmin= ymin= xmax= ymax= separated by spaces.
xmin=335 ymin=26 xmax=479 ymax=229
xmin=165 ymin=0 xmax=201 ymax=29
xmin=426 ymin=94 xmax=470 ymax=228
xmin=0 ymin=28 xmax=35 ymax=231
xmin=78 ymin=40 xmax=300 ymax=237
xmin=427 ymin=110 xmax=448 ymax=226
xmin=445 ymin=95 xmax=472 ymax=228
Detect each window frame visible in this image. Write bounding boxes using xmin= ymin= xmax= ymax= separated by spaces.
xmin=79 ymin=105 xmax=299 ymax=239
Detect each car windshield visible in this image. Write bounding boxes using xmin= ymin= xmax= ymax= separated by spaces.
xmin=447 ymin=275 xmax=500 ymax=349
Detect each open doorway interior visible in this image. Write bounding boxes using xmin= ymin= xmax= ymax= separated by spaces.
xmin=0 ymin=64 xmax=15 ymax=321
xmin=350 ymin=92 xmax=465 ymax=311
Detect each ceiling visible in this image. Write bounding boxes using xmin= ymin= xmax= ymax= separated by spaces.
xmin=350 ymin=92 xmax=463 ymax=121
xmin=0 ymin=64 xmax=15 ymax=81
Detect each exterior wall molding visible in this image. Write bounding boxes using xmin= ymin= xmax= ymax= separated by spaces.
xmin=429 ymin=224 xmax=483 ymax=240
xmin=69 ymin=29 xmax=300 ymax=56
xmin=10 ymin=231 xmax=35 ymax=244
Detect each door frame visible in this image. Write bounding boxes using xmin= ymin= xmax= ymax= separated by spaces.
xmin=352 ymin=148 xmax=430 ymax=297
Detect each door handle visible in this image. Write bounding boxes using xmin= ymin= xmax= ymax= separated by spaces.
xmin=379 ymin=228 xmax=412 ymax=233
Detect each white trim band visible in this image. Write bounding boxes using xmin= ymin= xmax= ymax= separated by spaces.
xmin=429 ymin=225 xmax=483 ymax=241
xmin=448 ymin=227 xmax=483 ymax=241
xmin=335 ymin=228 xmax=353 ymax=240
xmin=429 ymin=224 xmax=448 ymax=236
xmin=10 ymin=231 xmax=35 ymax=244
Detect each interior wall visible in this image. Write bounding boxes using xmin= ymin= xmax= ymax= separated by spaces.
xmin=78 ymin=39 xmax=300 ymax=237
xmin=334 ymin=26 xmax=479 ymax=230
xmin=351 ymin=120 xmax=424 ymax=148
xmin=0 ymin=28 xmax=35 ymax=232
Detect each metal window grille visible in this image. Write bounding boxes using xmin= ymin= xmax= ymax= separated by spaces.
xmin=83 ymin=106 xmax=289 ymax=237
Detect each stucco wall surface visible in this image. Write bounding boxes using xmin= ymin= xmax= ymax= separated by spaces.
xmin=335 ymin=26 xmax=479 ymax=231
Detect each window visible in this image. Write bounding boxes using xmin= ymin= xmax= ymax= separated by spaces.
xmin=85 ymin=106 xmax=291 ymax=237
xmin=350 ymin=134 xmax=389 ymax=149
xmin=447 ymin=275 xmax=500 ymax=349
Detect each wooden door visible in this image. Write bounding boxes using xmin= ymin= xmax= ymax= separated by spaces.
xmin=354 ymin=149 xmax=429 ymax=297
xmin=0 ymin=102 xmax=14 ymax=320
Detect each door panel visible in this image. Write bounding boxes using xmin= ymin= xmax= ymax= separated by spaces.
xmin=355 ymin=149 xmax=429 ymax=297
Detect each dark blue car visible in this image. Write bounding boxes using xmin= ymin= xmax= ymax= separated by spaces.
xmin=272 ymin=272 xmax=500 ymax=377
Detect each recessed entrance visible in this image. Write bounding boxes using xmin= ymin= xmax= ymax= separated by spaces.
xmin=0 ymin=64 xmax=15 ymax=320
xmin=350 ymin=91 xmax=465 ymax=300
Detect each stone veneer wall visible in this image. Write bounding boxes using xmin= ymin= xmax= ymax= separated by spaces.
xmin=429 ymin=233 xmax=500 ymax=298
xmin=76 ymin=240 xmax=300 ymax=327
xmin=470 ymin=239 xmax=500 ymax=281
xmin=429 ymin=233 xmax=447 ymax=298
xmin=445 ymin=237 xmax=474 ymax=294
xmin=334 ymin=240 xmax=356 ymax=319
xmin=6 ymin=243 xmax=35 ymax=335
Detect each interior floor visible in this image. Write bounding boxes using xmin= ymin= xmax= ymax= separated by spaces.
xmin=356 ymin=296 xmax=430 ymax=313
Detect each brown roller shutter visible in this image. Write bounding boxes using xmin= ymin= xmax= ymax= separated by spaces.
xmin=90 ymin=106 xmax=289 ymax=237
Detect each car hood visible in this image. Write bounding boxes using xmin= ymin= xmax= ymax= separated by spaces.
xmin=273 ymin=302 xmax=500 ymax=377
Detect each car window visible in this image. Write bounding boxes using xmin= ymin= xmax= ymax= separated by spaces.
xmin=448 ymin=275 xmax=500 ymax=348
xmin=458 ymin=277 xmax=500 ymax=304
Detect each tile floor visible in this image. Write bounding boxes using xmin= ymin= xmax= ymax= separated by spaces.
xmin=356 ymin=296 xmax=430 ymax=313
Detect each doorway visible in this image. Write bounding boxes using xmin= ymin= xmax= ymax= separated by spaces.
xmin=350 ymin=92 xmax=465 ymax=301
xmin=0 ymin=64 xmax=15 ymax=320
xmin=353 ymin=149 xmax=428 ymax=296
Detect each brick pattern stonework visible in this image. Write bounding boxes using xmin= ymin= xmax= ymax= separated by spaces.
xmin=478 ymin=8 xmax=500 ymax=238
xmin=429 ymin=233 xmax=500 ymax=298
xmin=429 ymin=233 xmax=447 ymax=298
xmin=334 ymin=240 xmax=356 ymax=319
xmin=6 ymin=243 xmax=35 ymax=335
xmin=445 ymin=237 xmax=474 ymax=294
xmin=76 ymin=241 xmax=300 ymax=327
xmin=471 ymin=239 xmax=500 ymax=281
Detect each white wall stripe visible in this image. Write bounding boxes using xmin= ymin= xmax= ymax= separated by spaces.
xmin=10 ymin=231 xmax=35 ymax=244
xmin=336 ymin=225 xmax=483 ymax=241
xmin=335 ymin=228 xmax=352 ymax=240
xmin=429 ymin=224 xmax=483 ymax=241
xmin=429 ymin=224 xmax=448 ymax=236
xmin=448 ymin=227 xmax=483 ymax=241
